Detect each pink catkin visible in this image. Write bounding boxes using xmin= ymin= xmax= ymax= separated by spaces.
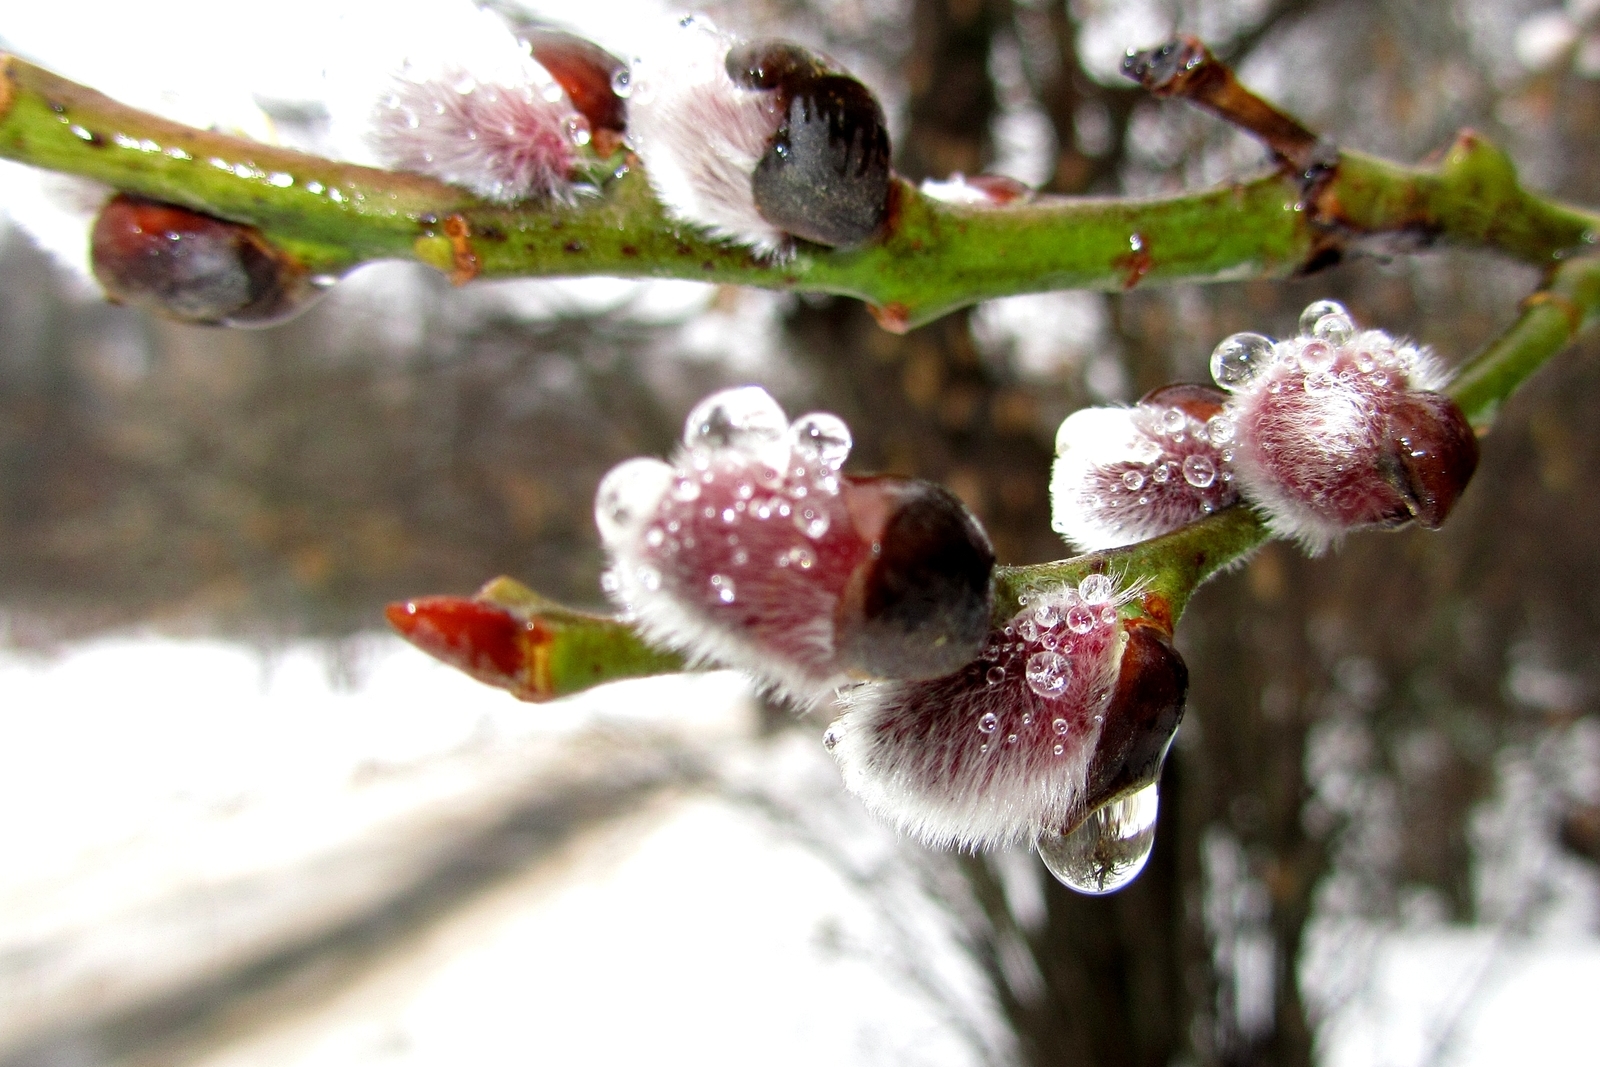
xmin=597 ymin=388 xmax=868 ymax=705
xmin=828 ymin=577 xmax=1134 ymax=850
xmin=371 ymin=71 xmax=582 ymax=202
xmin=1050 ymin=385 xmax=1239 ymax=552
xmin=1220 ymin=302 xmax=1474 ymax=553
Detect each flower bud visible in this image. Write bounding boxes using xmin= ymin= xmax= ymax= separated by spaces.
xmin=1219 ymin=300 xmax=1479 ymax=552
xmin=826 ymin=573 xmax=1185 ymax=873
xmin=627 ymin=18 xmax=891 ymax=254
xmin=596 ymin=386 xmax=994 ymax=706
xmin=1050 ymin=383 xmax=1240 ymax=551
xmin=369 ymin=6 xmax=594 ymax=202
xmin=90 ymin=194 xmax=319 ymax=327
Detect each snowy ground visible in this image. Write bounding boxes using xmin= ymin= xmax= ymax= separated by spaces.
xmin=0 ymin=635 xmax=1595 ymax=1066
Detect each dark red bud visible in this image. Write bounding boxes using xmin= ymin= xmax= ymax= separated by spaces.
xmin=1077 ymin=622 xmax=1188 ymax=827
xmin=727 ymin=40 xmax=891 ymax=248
xmin=386 ymin=596 xmax=542 ymax=697
xmin=91 ymin=195 xmax=319 ymax=327
xmin=525 ymin=29 xmax=628 ymax=153
xmin=836 ymin=476 xmax=995 ymax=680
xmin=1382 ymin=391 xmax=1479 ymax=529
xmin=1139 ymin=382 xmax=1229 ymax=423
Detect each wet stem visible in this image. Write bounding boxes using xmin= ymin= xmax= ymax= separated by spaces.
xmin=3 ymin=48 xmax=1600 ymax=690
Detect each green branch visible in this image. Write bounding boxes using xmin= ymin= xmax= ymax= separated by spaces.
xmin=2 ymin=54 xmax=1597 ymax=330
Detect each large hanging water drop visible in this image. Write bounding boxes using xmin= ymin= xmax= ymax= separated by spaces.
xmin=683 ymin=387 xmax=789 ymax=454
xmin=594 ymin=458 xmax=674 ymax=545
xmin=1035 ymin=782 xmax=1160 ymax=894
xmin=1210 ymin=332 xmax=1275 ymax=391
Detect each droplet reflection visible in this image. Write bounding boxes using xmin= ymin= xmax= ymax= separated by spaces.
xmin=1036 ymin=782 xmax=1160 ymax=894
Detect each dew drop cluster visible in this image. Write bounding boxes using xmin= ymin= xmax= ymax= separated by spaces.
xmin=598 ymin=385 xmax=855 ymax=622
xmin=966 ymin=573 xmax=1131 ymax=760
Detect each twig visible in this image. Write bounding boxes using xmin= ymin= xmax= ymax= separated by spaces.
xmin=1 ymin=52 xmax=1597 ymax=331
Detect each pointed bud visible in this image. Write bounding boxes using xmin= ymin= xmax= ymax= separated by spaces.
xmin=628 ymin=18 xmax=891 ymax=254
xmin=386 ymin=595 xmax=545 ymax=698
xmin=1050 ymin=383 xmax=1240 ymax=551
xmin=90 ymin=195 xmax=320 ymax=327
xmin=1220 ymin=300 xmax=1479 ymax=552
xmin=597 ymin=386 xmax=993 ymax=705
xmin=826 ymin=573 xmax=1184 ymax=865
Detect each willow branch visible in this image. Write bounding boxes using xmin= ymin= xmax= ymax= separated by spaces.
xmin=1 ymin=52 xmax=1596 ymax=331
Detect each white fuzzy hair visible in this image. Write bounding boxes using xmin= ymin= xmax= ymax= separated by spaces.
xmin=625 ymin=17 xmax=788 ymax=255
xmin=829 ymin=682 xmax=1103 ymax=850
xmin=1050 ymin=403 xmax=1239 ymax=553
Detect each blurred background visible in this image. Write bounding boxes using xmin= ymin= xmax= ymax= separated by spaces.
xmin=1 ymin=0 xmax=1599 ymax=1064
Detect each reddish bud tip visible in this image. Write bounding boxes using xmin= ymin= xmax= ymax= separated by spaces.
xmin=386 ymin=596 xmax=543 ymax=695
xmin=525 ymin=29 xmax=628 ymax=152
xmin=1383 ymin=391 xmax=1479 ymax=528
xmin=90 ymin=195 xmax=319 ymax=327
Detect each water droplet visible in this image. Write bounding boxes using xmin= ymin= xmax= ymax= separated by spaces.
xmin=1210 ymin=332 xmax=1275 ymax=391
xmin=1053 ymin=743 xmax=1065 ymax=755
xmin=1036 ymin=783 xmax=1160 ymax=894
xmin=1026 ymin=650 xmax=1070 ymax=697
xmin=794 ymin=505 xmax=830 ymax=538
xmin=611 ymin=67 xmax=633 ymax=98
xmin=1021 ymin=712 xmax=1033 ymax=725
xmin=683 ymin=386 xmax=788 ymax=454
xmin=594 ymin=458 xmax=673 ymax=545
xmin=1016 ymin=617 xmax=1040 ymax=642
xmin=1299 ymin=339 xmax=1335 ymax=370
xmin=1100 ymin=605 xmax=1118 ymax=624
xmin=600 ymin=569 xmax=620 ymax=594
xmin=722 ymin=507 xmax=738 ymax=524
xmin=1034 ymin=601 xmax=1062 ymax=629
xmin=1078 ymin=573 xmax=1114 ymax=605
xmin=1309 ymin=309 xmax=1354 ymax=345
xmin=1206 ymin=415 xmax=1235 ymax=445
xmin=1182 ymin=454 xmax=1217 ymax=488
xmin=732 ymin=548 xmax=749 ymax=565
xmin=1066 ymin=605 xmax=1095 ymax=634
xmin=788 ymin=412 xmax=852 ymax=471
xmin=1303 ymin=370 xmax=1336 ymax=393
xmin=645 ymin=526 xmax=665 ymax=548
xmin=978 ymin=712 xmax=999 ymax=733
xmin=1052 ymin=717 xmax=1069 ymax=735
xmin=710 ymin=573 xmax=737 ymax=603
xmin=636 ymin=564 xmax=662 ymax=591
xmin=1121 ymin=469 xmax=1146 ymax=491
xmin=776 ymin=545 xmax=817 ymax=569
xmin=1152 ymin=463 xmax=1172 ymax=484
xmin=986 ymin=665 xmax=1007 ymax=685
xmin=1160 ymin=408 xmax=1187 ymax=436
xmin=1006 ymin=733 xmax=1019 ymax=744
